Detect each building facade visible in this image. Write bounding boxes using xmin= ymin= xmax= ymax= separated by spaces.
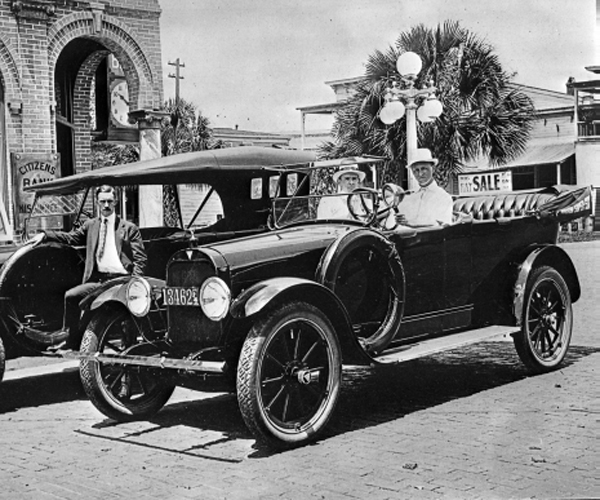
xmin=0 ymin=0 xmax=164 ymax=240
xmin=297 ymin=76 xmax=595 ymax=202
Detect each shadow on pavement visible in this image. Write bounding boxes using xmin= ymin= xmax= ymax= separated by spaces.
xmin=71 ymin=341 xmax=600 ymax=459
xmin=0 ymin=370 xmax=85 ymax=413
xmin=326 ymin=342 xmax=599 ymax=439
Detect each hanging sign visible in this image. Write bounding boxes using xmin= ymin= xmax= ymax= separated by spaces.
xmin=458 ymin=170 xmax=512 ymax=195
xmin=12 ymin=153 xmax=60 ymax=225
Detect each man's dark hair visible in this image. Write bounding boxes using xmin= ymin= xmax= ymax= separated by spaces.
xmin=95 ymin=185 xmax=117 ymax=199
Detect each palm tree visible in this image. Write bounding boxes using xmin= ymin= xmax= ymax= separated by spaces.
xmin=320 ymin=20 xmax=535 ymax=188
xmin=161 ymin=97 xmax=214 ymax=155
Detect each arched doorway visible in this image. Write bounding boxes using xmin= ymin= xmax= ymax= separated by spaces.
xmin=0 ymin=79 xmax=11 ymax=242
xmin=54 ymin=38 xmax=110 ymax=178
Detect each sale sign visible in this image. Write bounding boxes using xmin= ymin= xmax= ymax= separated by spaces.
xmin=458 ymin=170 xmax=512 ymax=195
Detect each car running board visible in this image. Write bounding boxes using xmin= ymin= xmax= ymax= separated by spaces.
xmin=373 ymin=325 xmax=520 ymax=365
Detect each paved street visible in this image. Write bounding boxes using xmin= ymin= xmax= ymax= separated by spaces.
xmin=0 ymin=241 xmax=599 ymax=500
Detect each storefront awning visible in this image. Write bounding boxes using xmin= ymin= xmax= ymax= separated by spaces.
xmin=501 ymin=143 xmax=575 ymax=168
xmin=464 ymin=143 xmax=575 ymax=170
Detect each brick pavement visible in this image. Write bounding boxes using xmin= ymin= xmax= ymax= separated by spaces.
xmin=0 ymin=241 xmax=598 ymax=499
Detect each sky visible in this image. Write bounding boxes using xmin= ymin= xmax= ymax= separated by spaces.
xmin=159 ymin=0 xmax=597 ymax=133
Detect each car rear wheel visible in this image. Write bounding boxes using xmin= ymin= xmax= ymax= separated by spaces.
xmin=80 ymin=306 xmax=175 ymax=421
xmin=514 ymin=266 xmax=573 ymax=372
xmin=237 ymin=301 xmax=341 ymax=448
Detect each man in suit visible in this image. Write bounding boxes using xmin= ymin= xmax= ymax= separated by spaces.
xmin=396 ymin=148 xmax=453 ymax=227
xmin=39 ymin=185 xmax=147 ymax=353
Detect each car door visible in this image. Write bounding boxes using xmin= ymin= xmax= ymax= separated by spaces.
xmin=389 ymin=225 xmax=446 ymax=340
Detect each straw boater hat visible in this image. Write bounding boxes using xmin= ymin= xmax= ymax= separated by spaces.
xmin=332 ymin=158 xmax=366 ymax=183
xmin=408 ymin=148 xmax=439 ymax=169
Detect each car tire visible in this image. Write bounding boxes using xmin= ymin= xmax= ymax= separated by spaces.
xmin=236 ymin=301 xmax=342 ymax=448
xmin=0 ymin=336 xmax=5 ymax=383
xmin=80 ymin=306 xmax=175 ymax=421
xmin=513 ymin=265 xmax=573 ymax=373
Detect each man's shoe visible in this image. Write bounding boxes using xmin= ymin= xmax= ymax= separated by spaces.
xmin=47 ymin=340 xmax=68 ymax=352
xmin=47 ymin=340 xmax=79 ymax=355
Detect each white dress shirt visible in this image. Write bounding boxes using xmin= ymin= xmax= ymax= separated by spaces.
xmin=398 ymin=180 xmax=453 ymax=226
xmin=317 ymin=195 xmax=351 ymax=220
xmin=96 ymin=213 xmax=128 ymax=275
xmin=317 ymin=193 xmax=373 ymax=220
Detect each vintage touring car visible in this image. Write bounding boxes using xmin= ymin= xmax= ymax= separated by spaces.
xmin=75 ymin=156 xmax=590 ymax=448
xmin=0 ymin=147 xmax=315 ymax=383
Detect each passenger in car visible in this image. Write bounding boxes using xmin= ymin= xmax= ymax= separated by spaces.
xmin=34 ymin=185 xmax=147 ymax=354
xmin=317 ymin=162 xmax=367 ymax=220
xmin=396 ymin=148 xmax=453 ymax=227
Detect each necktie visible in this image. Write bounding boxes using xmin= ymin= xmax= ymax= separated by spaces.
xmin=97 ymin=218 xmax=108 ymax=260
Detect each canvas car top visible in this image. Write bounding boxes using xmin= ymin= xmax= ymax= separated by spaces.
xmin=26 ymin=146 xmax=316 ymax=196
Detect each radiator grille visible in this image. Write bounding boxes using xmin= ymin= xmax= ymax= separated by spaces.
xmin=166 ymin=258 xmax=222 ymax=345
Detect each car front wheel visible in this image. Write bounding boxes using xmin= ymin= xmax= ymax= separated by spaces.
xmin=237 ymin=301 xmax=342 ymax=448
xmin=80 ymin=306 xmax=175 ymax=421
xmin=514 ymin=266 xmax=573 ymax=372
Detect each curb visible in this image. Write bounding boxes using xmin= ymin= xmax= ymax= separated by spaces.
xmin=3 ymin=359 xmax=79 ymax=382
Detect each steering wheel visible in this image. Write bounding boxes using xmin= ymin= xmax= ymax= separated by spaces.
xmin=347 ymin=187 xmax=379 ymax=225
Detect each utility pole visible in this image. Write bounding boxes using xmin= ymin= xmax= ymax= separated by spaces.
xmin=168 ymin=58 xmax=185 ymax=105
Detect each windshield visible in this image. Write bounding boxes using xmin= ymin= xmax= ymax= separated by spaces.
xmin=272 ymin=165 xmax=378 ymax=227
xmin=25 ymin=191 xmax=90 ymax=236
xmin=30 ymin=191 xmax=88 ymax=218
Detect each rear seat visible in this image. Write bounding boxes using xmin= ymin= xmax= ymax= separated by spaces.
xmin=452 ymin=191 xmax=556 ymax=220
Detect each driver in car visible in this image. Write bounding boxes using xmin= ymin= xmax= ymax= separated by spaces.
xmin=317 ymin=162 xmax=367 ymax=220
xmin=396 ymin=148 xmax=453 ymax=227
xmin=34 ymin=185 xmax=146 ymax=354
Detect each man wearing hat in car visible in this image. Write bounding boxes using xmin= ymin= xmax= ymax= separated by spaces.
xmin=396 ymin=148 xmax=453 ymax=226
xmin=317 ymin=160 xmax=367 ymax=220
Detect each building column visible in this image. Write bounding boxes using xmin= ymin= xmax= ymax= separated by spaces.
xmin=300 ymin=111 xmax=306 ymax=150
xmin=130 ymin=109 xmax=168 ymax=227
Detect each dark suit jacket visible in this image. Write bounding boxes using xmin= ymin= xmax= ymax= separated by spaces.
xmin=45 ymin=216 xmax=147 ymax=283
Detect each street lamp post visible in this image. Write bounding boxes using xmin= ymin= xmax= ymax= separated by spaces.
xmin=379 ymin=52 xmax=443 ymax=190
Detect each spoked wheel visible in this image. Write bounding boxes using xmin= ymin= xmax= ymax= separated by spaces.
xmin=237 ymin=301 xmax=341 ymax=448
xmin=80 ymin=306 xmax=175 ymax=421
xmin=514 ymin=266 xmax=573 ymax=373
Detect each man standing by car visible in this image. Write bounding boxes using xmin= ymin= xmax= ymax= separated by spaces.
xmin=396 ymin=148 xmax=453 ymax=226
xmin=35 ymin=184 xmax=146 ymax=353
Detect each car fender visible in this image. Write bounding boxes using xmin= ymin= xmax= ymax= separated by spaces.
xmin=81 ymin=276 xmax=166 ymax=312
xmin=315 ymin=227 xmax=405 ymax=355
xmin=230 ymin=277 xmax=371 ymax=365
xmin=513 ymin=244 xmax=580 ymax=325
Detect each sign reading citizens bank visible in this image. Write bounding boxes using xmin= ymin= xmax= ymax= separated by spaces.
xmin=458 ymin=170 xmax=512 ymax=195
xmin=12 ymin=153 xmax=60 ymax=225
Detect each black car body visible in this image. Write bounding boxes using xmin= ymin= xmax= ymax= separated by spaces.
xmin=0 ymin=146 xmax=315 ymax=382
xmin=76 ymin=156 xmax=592 ymax=447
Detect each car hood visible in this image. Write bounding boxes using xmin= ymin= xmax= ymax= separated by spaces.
xmin=179 ymin=223 xmax=359 ymax=289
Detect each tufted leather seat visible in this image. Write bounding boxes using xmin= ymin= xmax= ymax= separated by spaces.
xmin=452 ymin=192 xmax=556 ymax=220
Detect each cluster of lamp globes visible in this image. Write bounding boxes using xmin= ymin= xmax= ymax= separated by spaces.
xmin=379 ymin=51 xmax=444 ymax=125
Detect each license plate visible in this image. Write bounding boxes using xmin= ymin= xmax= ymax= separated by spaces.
xmin=163 ymin=287 xmax=200 ymax=306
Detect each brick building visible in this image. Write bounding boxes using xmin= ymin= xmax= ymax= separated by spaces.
xmin=0 ymin=0 xmax=164 ymax=239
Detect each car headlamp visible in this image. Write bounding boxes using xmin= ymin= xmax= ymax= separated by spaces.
xmin=382 ymin=183 xmax=405 ymax=208
xmin=199 ymin=277 xmax=231 ymax=321
xmin=126 ymin=277 xmax=151 ymax=317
